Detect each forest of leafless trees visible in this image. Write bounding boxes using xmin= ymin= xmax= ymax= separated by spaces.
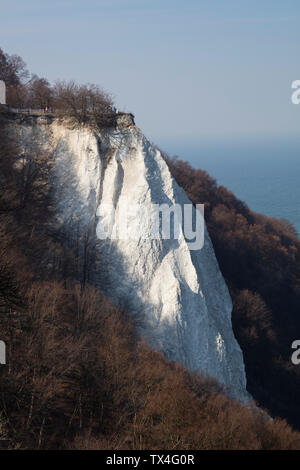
xmin=0 ymin=48 xmax=115 ymax=128
xmin=165 ymin=155 xmax=300 ymax=432
xmin=1 ymin=47 xmax=300 ymax=449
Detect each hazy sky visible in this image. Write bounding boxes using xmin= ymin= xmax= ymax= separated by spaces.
xmin=1 ymin=0 xmax=300 ymax=145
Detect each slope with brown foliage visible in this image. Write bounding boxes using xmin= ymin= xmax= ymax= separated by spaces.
xmin=1 ymin=43 xmax=300 ymax=445
xmin=1 ymin=114 xmax=300 ymax=450
xmin=165 ymin=155 xmax=300 ymax=430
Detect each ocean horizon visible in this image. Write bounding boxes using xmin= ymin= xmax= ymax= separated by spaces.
xmin=159 ymin=135 xmax=300 ymax=235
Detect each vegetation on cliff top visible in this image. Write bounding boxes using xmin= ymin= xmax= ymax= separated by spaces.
xmin=0 ymin=48 xmax=116 ymax=128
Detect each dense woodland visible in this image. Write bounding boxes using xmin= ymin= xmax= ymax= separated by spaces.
xmin=165 ymin=156 xmax=300 ymax=431
xmin=1 ymin=47 xmax=300 ymax=449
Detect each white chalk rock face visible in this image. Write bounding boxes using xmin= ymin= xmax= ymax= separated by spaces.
xmin=15 ymin=118 xmax=249 ymax=401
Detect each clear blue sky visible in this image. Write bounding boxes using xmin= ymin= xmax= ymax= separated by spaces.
xmin=1 ymin=0 xmax=300 ymax=146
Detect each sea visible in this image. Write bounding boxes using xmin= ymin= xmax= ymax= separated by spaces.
xmin=159 ymin=136 xmax=300 ymax=236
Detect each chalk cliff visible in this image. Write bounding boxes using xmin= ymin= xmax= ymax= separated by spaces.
xmin=11 ymin=114 xmax=249 ymax=401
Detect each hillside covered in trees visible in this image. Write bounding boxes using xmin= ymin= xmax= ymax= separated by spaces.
xmin=1 ymin=121 xmax=300 ymax=450
xmin=165 ymin=156 xmax=300 ymax=430
xmin=1 ymin=47 xmax=300 ymax=449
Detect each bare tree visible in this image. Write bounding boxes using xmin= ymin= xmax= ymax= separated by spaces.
xmin=0 ymin=48 xmax=28 ymax=86
xmin=53 ymin=80 xmax=115 ymax=127
xmin=0 ymin=48 xmax=29 ymax=107
xmin=27 ymin=75 xmax=53 ymax=109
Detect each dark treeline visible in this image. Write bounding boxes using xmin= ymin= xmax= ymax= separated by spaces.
xmin=165 ymin=155 xmax=300 ymax=430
